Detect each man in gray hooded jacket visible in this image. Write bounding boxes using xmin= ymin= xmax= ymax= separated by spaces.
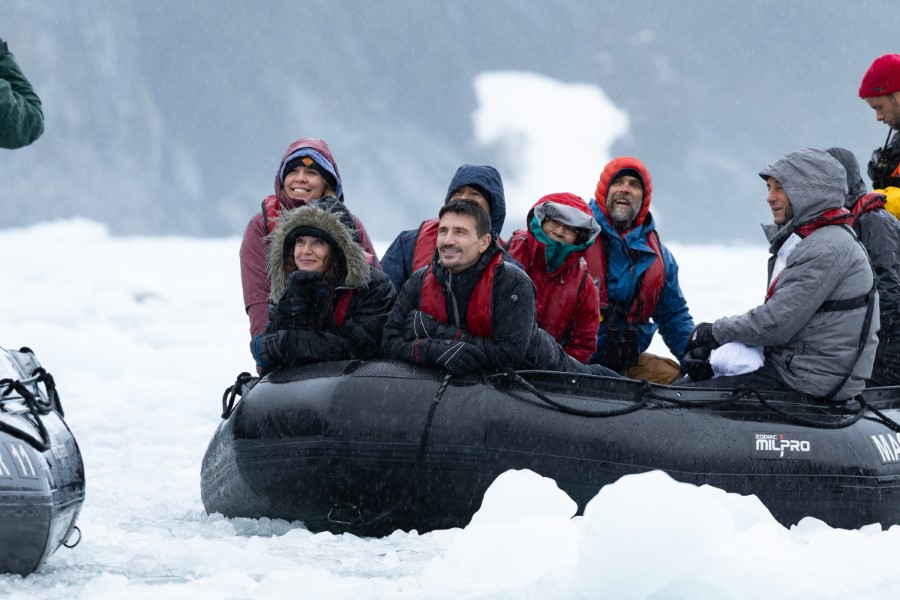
xmin=680 ymin=148 xmax=879 ymax=401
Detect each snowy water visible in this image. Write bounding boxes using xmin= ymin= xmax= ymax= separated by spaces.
xmin=2 ymin=219 xmax=900 ymax=599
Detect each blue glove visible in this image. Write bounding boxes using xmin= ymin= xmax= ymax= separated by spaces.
xmin=251 ymin=333 xmax=283 ymax=372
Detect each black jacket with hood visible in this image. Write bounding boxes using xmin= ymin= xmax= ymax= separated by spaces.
xmin=254 ymin=204 xmax=396 ymax=371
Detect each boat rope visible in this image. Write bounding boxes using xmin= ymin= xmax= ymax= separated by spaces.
xmin=502 ymin=370 xmax=652 ymax=417
xmin=857 ymin=395 xmax=900 ymax=433
xmin=731 ymin=386 xmax=867 ymax=429
xmin=499 ymin=371 xmax=900 ymax=432
xmin=344 ymin=372 xmax=453 ymax=529
xmin=30 ymin=366 xmax=63 ymax=416
xmin=0 ymin=378 xmax=51 ymax=451
xmin=221 ymin=372 xmax=256 ymax=419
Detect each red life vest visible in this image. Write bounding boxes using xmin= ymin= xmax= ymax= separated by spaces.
xmin=581 ymin=230 xmax=666 ymax=324
xmin=332 ymin=290 xmax=353 ymax=327
xmin=412 ymin=219 xmax=440 ymax=272
xmin=850 ymin=192 xmax=887 ymax=220
xmin=418 ymin=252 xmax=503 ymax=338
xmin=504 ymin=230 xmax=589 ymax=343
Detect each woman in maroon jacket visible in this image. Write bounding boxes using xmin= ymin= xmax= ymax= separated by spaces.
xmin=240 ymin=138 xmax=379 ymax=339
xmin=505 ymin=193 xmax=601 ymax=363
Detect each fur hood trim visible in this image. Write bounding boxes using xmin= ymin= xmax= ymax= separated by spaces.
xmin=266 ymin=203 xmax=371 ymax=301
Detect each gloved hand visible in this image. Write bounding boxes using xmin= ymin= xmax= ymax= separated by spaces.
xmin=406 ymin=310 xmax=458 ymax=340
xmin=276 ymin=270 xmax=331 ymax=317
xmin=419 ymin=339 xmax=488 ymax=375
xmin=683 ymin=322 xmax=718 ymax=355
xmin=251 ymin=333 xmax=283 ymax=372
xmin=681 ymin=347 xmax=714 ymax=381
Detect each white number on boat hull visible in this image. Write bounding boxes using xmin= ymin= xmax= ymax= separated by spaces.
xmin=0 ymin=441 xmax=39 ymax=478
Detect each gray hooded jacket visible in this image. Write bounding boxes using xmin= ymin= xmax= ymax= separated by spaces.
xmin=712 ymin=148 xmax=879 ymax=400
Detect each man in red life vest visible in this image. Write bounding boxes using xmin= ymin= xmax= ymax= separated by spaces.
xmin=859 ymin=54 xmax=900 ymax=218
xmin=584 ymin=157 xmax=694 ymax=384
xmin=382 ymin=200 xmax=620 ymax=377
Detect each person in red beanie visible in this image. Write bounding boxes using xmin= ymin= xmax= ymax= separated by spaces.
xmin=859 ymin=54 xmax=900 ymax=218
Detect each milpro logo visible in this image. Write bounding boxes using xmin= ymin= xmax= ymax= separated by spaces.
xmin=754 ymin=433 xmax=811 ymax=459
xmin=870 ymin=432 xmax=900 ymax=464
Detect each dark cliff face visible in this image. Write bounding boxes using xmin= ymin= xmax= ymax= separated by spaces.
xmin=0 ymin=0 xmax=892 ymax=243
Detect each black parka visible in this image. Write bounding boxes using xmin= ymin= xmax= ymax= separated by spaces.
xmin=262 ymin=204 xmax=396 ymax=367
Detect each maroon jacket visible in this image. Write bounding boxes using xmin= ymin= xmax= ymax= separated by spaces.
xmin=239 ymin=138 xmax=379 ymax=338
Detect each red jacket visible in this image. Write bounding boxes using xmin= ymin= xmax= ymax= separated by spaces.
xmin=505 ymin=193 xmax=600 ymax=363
xmin=239 ymin=138 xmax=379 ymax=338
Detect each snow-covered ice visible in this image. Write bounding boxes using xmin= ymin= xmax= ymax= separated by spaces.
xmin=2 ymin=219 xmax=900 ymax=599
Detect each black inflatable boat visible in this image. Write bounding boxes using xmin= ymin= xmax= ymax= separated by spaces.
xmin=200 ymin=360 xmax=900 ymax=536
xmin=0 ymin=347 xmax=84 ymax=575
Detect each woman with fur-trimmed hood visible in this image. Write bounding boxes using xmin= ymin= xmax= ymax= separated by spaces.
xmin=250 ymin=203 xmax=396 ymax=373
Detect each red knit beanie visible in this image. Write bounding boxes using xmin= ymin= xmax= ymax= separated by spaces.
xmin=859 ymin=54 xmax=900 ymax=98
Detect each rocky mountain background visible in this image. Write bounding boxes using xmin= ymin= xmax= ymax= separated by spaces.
xmin=1 ymin=0 xmax=893 ymax=243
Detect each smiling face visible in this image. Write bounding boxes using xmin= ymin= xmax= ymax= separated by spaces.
xmin=282 ymin=165 xmax=331 ymax=203
xmin=436 ymin=211 xmax=492 ymax=273
xmin=865 ymin=92 xmax=900 ymax=129
xmin=293 ymin=235 xmax=333 ymax=273
xmin=605 ymin=174 xmax=643 ymax=231
xmin=766 ymin=177 xmax=794 ymax=225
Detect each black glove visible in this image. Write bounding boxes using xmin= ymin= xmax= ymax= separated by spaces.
xmin=681 ymin=347 xmax=714 ymax=381
xmin=277 ymin=270 xmax=331 ymax=318
xmin=683 ymin=322 xmax=718 ymax=355
xmin=251 ymin=333 xmax=283 ymax=372
xmin=419 ymin=339 xmax=488 ymax=375
xmin=406 ymin=310 xmax=459 ymax=340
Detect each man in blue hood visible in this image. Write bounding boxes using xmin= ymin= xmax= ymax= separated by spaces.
xmin=381 ymin=164 xmax=507 ymax=291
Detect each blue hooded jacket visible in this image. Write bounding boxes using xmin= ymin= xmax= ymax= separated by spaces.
xmin=587 ymin=157 xmax=693 ymax=363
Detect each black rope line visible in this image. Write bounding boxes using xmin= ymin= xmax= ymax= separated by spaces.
xmin=0 ymin=378 xmax=50 ymax=451
xmin=221 ymin=372 xmax=255 ymax=419
xmin=495 ymin=370 xmax=900 ymax=432
xmin=502 ymin=370 xmax=652 ymax=417
xmin=858 ymin=395 xmax=900 ymax=433
xmin=31 ymin=366 xmax=63 ymax=416
xmin=344 ymin=372 xmax=453 ymax=529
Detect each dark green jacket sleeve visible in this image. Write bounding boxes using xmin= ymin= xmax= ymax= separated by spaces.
xmin=0 ymin=43 xmax=44 ymax=149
